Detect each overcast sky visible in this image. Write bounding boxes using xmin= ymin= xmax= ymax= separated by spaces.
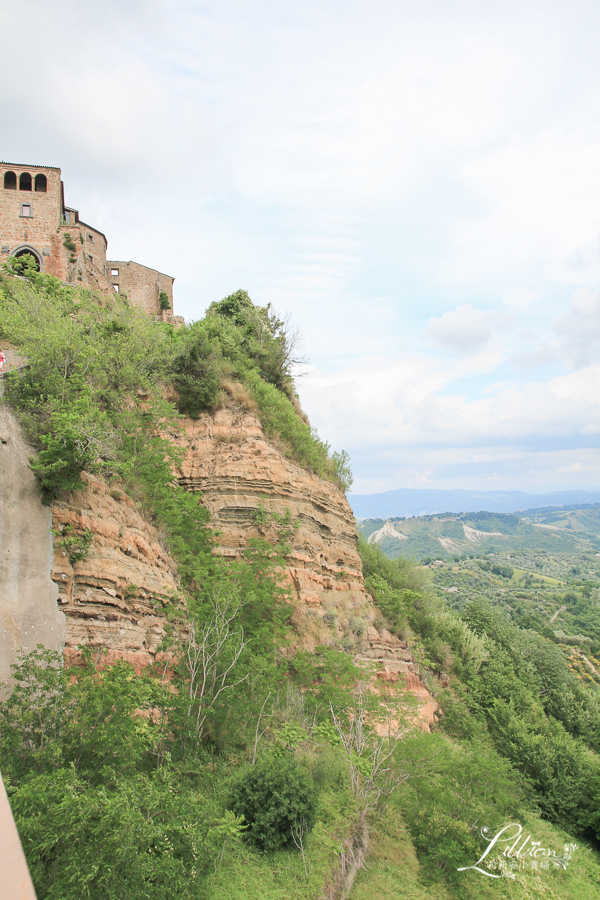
xmin=2 ymin=0 xmax=600 ymax=494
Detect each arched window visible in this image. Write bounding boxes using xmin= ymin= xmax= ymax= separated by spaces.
xmin=3 ymin=171 xmax=16 ymax=190
xmin=19 ymin=173 xmax=32 ymax=191
xmin=34 ymin=173 xmax=47 ymax=192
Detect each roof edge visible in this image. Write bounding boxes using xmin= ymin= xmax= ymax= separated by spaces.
xmin=106 ymin=260 xmax=174 ymax=281
xmin=0 ymin=161 xmax=61 ymax=171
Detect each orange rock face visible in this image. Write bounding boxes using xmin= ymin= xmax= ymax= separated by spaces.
xmin=174 ymin=408 xmax=365 ymax=607
xmin=173 ymin=407 xmax=437 ymax=730
xmin=51 ymin=474 xmax=178 ymax=669
xmin=47 ymin=405 xmax=436 ymax=728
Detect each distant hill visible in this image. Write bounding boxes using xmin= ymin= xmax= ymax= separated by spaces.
xmin=357 ymin=503 xmax=600 ymax=561
xmin=348 ymin=488 xmax=600 ymax=519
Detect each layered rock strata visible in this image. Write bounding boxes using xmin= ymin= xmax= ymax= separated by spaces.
xmin=1 ymin=392 xmax=436 ymax=726
xmin=358 ymin=626 xmax=438 ymax=730
xmin=173 ymin=406 xmax=437 ymax=729
xmin=175 ymin=408 xmax=365 ymax=608
xmin=51 ymin=475 xmax=178 ymax=669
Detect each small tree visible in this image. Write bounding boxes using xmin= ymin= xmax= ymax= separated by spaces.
xmin=228 ymin=756 xmax=318 ymax=851
xmin=328 ymin=683 xmax=410 ymax=814
xmin=331 ymin=449 xmax=353 ymax=493
xmin=159 ymin=291 xmax=170 ymax=311
xmin=183 ymin=590 xmax=248 ymax=741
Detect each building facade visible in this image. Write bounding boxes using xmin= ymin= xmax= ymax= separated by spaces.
xmin=0 ymin=162 xmax=175 ymax=317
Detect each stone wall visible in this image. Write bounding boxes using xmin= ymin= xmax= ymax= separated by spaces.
xmin=0 ymin=162 xmax=175 ymax=313
xmin=79 ymin=220 xmax=108 ymax=276
xmin=0 ymin=163 xmax=64 ymax=276
xmin=106 ymin=260 xmax=174 ymax=315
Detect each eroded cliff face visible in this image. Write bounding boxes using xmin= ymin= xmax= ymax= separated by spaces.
xmin=172 ymin=406 xmax=436 ymax=729
xmin=175 ymin=408 xmax=365 ymax=607
xmin=0 ymin=396 xmax=435 ymax=727
xmin=51 ymin=475 xmax=178 ymax=669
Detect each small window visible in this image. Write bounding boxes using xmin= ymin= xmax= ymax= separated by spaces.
xmin=87 ymin=233 xmax=94 ymax=242
xmin=19 ymin=173 xmax=32 ymax=191
xmin=113 ymin=284 xmax=119 ymax=292
xmin=20 ymin=204 xmax=33 ymax=218
xmin=87 ymin=254 xmax=93 ymax=262
xmin=64 ymin=211 xmax=71 ymax=225
xmin=4 ymin=171 xmax=16 ymax=190
xmin=34 ymin=174 xmax=47 ymax=192
xmin=110 ymin=268 xmax=119 ymax=276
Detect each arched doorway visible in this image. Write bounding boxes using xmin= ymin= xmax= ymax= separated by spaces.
xmin=12 ymin=246 xmax=42 ymax=272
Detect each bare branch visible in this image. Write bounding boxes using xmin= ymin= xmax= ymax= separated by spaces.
xmin=329 ymin=683 xmax=410 ymax=813
xmin=184 ymin=590 xmax=249 ymax=740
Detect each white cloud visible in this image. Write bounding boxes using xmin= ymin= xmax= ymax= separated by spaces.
xmin=445 ymin=129 xmax=600 ymax=290
xmin=299 ymin=356 xmax=600 ymax=491
xmin=425 ymin=305 xmax=501 ymax=355
xmin=553 ymin=286 xmax=600 ymax=368
xmin=503 ymin=289 xmax=539 ymax=310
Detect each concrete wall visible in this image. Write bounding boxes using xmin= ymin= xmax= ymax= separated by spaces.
xmin=0 ymin=395 xmax=65 ymax=692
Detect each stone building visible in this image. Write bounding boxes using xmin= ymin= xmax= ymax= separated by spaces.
xmin=107 ymin=261 xmax=174 ymax=316
xmin=0 ymin=161 xmax=175 ymax=317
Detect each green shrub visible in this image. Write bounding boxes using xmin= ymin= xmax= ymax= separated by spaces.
xmin=171 ymin=324 xmax=224 ymax=417
xmin=206 ymin=289 xmax=296 ymax=395
xmin=62 ymin=233 xmax=77 ymax=254
xmin=228 ymin=756 xmax=318 ymax=851
xmin=59 ymin=524 xmax=93 ymax=563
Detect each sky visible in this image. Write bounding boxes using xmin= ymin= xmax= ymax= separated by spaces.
xmin=1 ymin=0 xmax=600 ymax=495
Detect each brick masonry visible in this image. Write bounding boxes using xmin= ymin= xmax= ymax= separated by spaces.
xmin=0 ymin=162 xmax=176 ymax=316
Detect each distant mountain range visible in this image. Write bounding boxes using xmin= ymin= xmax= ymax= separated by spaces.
xmin=348 ymin=489 xmax=600 ymax=519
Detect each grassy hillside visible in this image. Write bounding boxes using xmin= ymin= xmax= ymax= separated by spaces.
xmin=2 ymin=264 xmax=600 ymax=898
xmin=359 ymin=506 xmax=600 ymax=561
xmin=359 ymin=507 xmax=600 ymax=691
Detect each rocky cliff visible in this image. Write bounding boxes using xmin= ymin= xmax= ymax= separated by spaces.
xmin=173 ymin=406 xmax=436 ymax=726
xmin=49 ymin=404 xmax=368 ymax=666
xmin=50 ymin=474 xmax=178 ymax=670
xmin=175 ymin=407 xmax=365 ymax=608
xmin=0 ymin=393 xmax=435 ymax=726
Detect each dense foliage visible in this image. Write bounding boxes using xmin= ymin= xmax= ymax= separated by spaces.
xmin=362 ymin=538 xmax=600 ymax=844
xmin=228 ymin=756 xmax=318 ymax=851
xmin=0 ymin=273 xmax=351 ymax=497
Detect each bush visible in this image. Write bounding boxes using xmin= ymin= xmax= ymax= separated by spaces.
xmin=228 ymin=756 xmax=318 ymax=851
xmin=172 ymin=324 xmax=224 ymax=417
